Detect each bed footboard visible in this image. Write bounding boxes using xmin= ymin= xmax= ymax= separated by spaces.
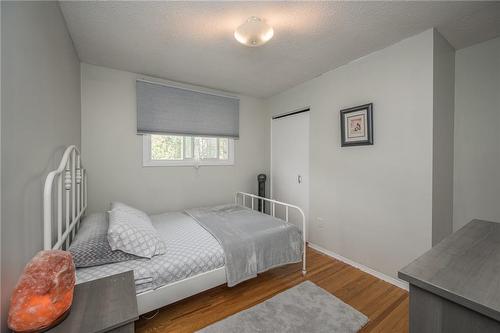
xmin=235 ymin=192 xmax=307 ymax=275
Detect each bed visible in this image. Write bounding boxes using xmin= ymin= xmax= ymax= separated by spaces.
xmin=43 ymin=145 xmax=307 ymax=315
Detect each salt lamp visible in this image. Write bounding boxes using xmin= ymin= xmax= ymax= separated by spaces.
xmin=8 ymin=250 xmax=75 ymax=332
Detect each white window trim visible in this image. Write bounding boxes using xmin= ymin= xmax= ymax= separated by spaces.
xmin=142 ymin=134 xmax=235 ymax=167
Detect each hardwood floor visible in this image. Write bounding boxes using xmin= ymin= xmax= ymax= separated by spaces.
xmin=135 ymin=247 xmax=409 ymax=332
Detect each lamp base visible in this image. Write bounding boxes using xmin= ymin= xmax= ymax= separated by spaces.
xmin=14 ymin=308 xmax=71 ymax=333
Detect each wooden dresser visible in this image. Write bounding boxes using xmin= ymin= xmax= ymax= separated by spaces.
xmin=399 ymin=219 xmax=500 ymax=333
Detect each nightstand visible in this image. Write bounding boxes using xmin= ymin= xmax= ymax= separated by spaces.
xmin=48 ymin=271 xmax=139 ymax=333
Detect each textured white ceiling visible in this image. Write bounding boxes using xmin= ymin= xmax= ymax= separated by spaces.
xmin=60 ymin=1 xmax=500 ymax=97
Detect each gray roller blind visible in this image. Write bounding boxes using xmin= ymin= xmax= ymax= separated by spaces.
xmin=137 ymin=80 xmax=240 ymax=138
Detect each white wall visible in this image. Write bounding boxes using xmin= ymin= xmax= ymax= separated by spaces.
xmin=266 ymin=29 xmax=436 ymax=279
xmin=432 ymin=30 xmax=455 ymax=245
xmin=454 ymin=37 xmax=500 ymax=230
xmin=81 ymin=63 xmax=269 ymax=214
xmin=0 ymin=1 xmax=3 ymax=323
xmin=1 ymin=2 xmax=81 ymax=330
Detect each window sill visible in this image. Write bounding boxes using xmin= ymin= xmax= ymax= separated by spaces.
xmin=142 ymin=160 xmax=234 ymax=167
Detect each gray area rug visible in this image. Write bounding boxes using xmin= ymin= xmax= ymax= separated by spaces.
xmin=198 ymin=280 xmax=368 ymax=333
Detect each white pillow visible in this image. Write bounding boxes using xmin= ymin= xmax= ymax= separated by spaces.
xmin=107 ymin=202 xmax=166 ymax=258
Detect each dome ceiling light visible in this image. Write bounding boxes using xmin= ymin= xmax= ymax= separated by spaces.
xmin=234 ymin=16 xmax=274 ymax=47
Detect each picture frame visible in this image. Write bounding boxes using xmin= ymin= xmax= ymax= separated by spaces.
xmin=340 ymin=103 xmax=373 ymax=147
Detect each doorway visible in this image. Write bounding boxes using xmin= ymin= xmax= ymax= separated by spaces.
xmin=271 ymin=109 xmax=310 ymax=237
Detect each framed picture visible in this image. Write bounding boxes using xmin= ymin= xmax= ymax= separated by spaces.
xmin=340 ymin=103 xmax=373 ymax=147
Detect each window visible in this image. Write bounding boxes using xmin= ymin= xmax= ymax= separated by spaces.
xmin=143 ymin=134 xmax=234 ymax=166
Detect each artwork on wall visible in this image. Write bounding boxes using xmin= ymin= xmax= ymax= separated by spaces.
xmin=340 ymin=103 xmax=373 ymax=147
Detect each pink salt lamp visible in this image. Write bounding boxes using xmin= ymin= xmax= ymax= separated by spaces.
xmin=8 ymin=250 xmax=75 ymax=333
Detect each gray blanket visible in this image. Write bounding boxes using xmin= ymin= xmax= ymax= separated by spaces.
xmin=185 ymin=204 xmax=303 ymax=287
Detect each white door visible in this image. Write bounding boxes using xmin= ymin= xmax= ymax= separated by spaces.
xmin=271 ymin=111 xmax=309 ymax=238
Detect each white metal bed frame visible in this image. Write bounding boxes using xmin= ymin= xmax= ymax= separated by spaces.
xmin=43 ymin=145 xmax=87 ymax=251
xmin=43 ymin=146 xmax=307 ymax=315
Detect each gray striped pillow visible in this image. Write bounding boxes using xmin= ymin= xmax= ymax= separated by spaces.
xmin=69 ymin=213 xmax=137 ymax=267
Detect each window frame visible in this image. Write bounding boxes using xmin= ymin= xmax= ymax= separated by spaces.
xmin=142 ymin=134 xmax=235 ymax=167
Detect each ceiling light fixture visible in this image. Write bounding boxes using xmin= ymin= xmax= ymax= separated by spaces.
xmin=234 ymin=16 xmax=274 ymax=47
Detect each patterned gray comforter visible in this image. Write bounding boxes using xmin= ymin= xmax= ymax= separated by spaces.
xmin=76 ymin=211 xmax=225 ymax=293
xmin=77 ymin=205 xmax=303 ymax=293
xmin=186 ymin=204 xmax=303 ymax=287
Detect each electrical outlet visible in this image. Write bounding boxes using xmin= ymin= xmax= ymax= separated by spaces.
xmin=316 ymin=217 xmax=325 ymax=229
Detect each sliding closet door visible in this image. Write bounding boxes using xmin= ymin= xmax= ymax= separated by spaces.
xmin=271 ymin=111 xmax=309 ymax=238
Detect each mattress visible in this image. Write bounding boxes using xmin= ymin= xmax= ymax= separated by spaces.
xmin=76 ymin=211 xmax=225 ymax=294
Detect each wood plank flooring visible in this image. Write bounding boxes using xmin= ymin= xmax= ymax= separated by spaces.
xmin=135 ymin=247 xmax=408 ymax=332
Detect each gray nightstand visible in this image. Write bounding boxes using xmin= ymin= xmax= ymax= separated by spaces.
xmin=48 ymin=271 xmax=139 ymax=333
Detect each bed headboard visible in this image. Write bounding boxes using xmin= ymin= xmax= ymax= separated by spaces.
xmin=43 ymin=145 xmax=87 ymax=250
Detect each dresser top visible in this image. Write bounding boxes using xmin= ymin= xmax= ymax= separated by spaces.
xmin=399 ymin=220 xmax=500 ymax=322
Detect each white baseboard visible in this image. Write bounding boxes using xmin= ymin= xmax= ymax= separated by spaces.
xmin=308 ymin=243 xmax=409 ymax=291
